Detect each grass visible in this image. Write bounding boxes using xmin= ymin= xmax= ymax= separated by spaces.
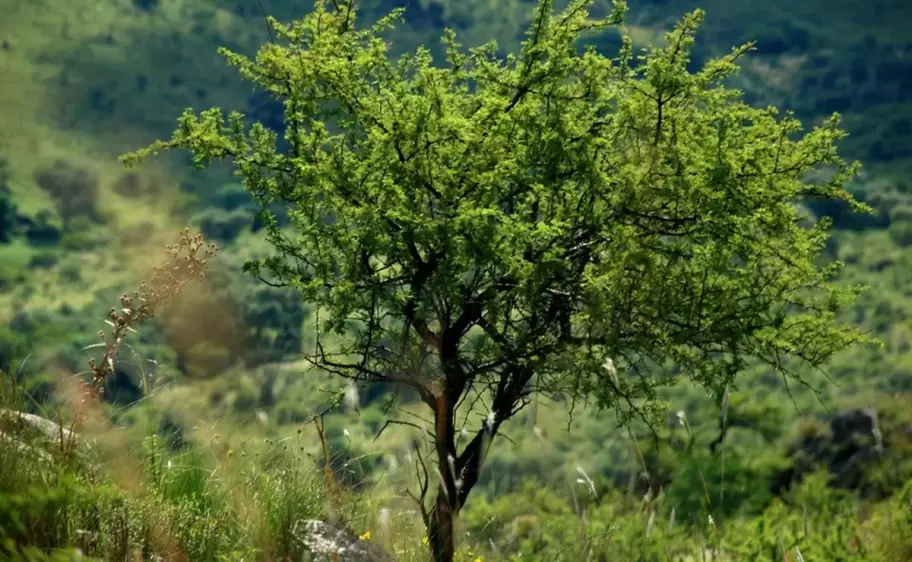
xmin=0 ymin=397 xmax=335 ymax=561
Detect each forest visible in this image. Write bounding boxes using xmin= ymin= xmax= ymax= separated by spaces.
xmin=1 ymin=0 xmax=912 ymax=561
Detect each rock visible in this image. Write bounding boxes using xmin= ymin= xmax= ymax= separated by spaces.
xmin=0 ymin=409 xmax=76 ymax=442
xmin=0 ymin=409 xmax=79 ymax=461
xmin=293 ymin=519 xmax=393 ymax=562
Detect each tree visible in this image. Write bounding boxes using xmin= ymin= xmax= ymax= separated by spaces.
xmin=123 ymin=1 xmax=871 ymax=559
xmin=193 ymin=207 xmax=253 ymax=243
xmin=33 ymin=159 xmax=101 ymax=230
xmin=0 ymin=157 xmax=17 ymax=243
xmin=240 ymin=282 xmax=307 ymax=366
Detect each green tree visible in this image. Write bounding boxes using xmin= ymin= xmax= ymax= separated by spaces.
xmin=32 ymin=159 xmax=100 ymax=231
xmin=240 ymin=282 xmax=307 ymax=366
xmin=124 ymin=1 xmax=872 ymax=559
xmin=0 ymin=157 xmax=17 ymax=243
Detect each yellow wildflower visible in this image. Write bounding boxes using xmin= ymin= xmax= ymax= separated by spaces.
xmin=359 ymin=530 xmax=371 ymax=540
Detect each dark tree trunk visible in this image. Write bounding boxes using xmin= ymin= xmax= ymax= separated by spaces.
xmin=428 ymin=391 xmax=459 ymax=562
xmin=425 ymin=389 xmax=500 ymax=562
xmin=422 ymin=352 xmax=531 ymax=561
xmin=428 ymin=486 xmax=457 ymax=562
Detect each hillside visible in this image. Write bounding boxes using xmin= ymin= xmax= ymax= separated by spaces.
xmin=1 ymin=0 xmax=912 ymax=560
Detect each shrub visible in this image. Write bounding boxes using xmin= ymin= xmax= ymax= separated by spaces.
xmin=888 ymin=221 xmax=912 ymax=246
xmin=33 ymin=160 xmax=100 ymax=230
xmin=22 ymin=211 xmax=61 ymax=247
xmin=0 ymin=157 xmax=17 ymax=243
xmin=27 ymin=250 xmax=57 ymax=270
xmin=111 ymin=171 xmax=144 ymax=198
xmin=193 ymin=207 xmax=253 ymax=244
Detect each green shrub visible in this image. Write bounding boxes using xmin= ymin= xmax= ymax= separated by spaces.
xmin=33 ymin=160 xmax=100 ymax=230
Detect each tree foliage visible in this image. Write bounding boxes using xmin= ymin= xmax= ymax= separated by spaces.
xmin=0 ymin=157 xmax=17 ymax=244
xmin=123 ymin=0 xmax=872 ymax=559
xmin=32 ymin=159 xmax=101 ymax=230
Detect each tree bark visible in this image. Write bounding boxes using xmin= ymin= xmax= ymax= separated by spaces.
xmin=426 ymin=422 xmax=498 ymax=562
xmin=425 ymin=390 xmax=501 ymax=562
xmin=428 ymin=486 xmax=457 ymax=562
xmin=428 ymin=391 xmax=459 ymax=562
xmin=423 ymin=362 xmax=530 ymax=561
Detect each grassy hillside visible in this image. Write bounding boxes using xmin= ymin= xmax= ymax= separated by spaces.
xmin=2 ymin=0 xmax=912 ymax=560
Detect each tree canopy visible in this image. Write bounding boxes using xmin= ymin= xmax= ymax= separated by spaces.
xmin=123 ymin=0 xmax=871 ymax=559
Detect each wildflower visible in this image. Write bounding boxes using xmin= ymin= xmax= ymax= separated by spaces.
xmin=359 ymin=530 xmax=371 ymax=540
xmin=422 ymin=536 xmax=429 ymax=545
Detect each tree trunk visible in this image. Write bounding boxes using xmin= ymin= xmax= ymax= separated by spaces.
xmin=425 ymin=427 xmax=496 ymax=562
xmin=427 ymin=390 xmax=459 ymax=562
xmin=428 ymin=487 xmax=457 ymax=562
xmin=425 ymin=388 xmax=499 ymax=562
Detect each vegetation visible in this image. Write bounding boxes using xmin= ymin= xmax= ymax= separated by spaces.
xmin=123 ymin=0 xmax=876 ymax=559
xmin=1 ymin=0 xmax=912 ymax=560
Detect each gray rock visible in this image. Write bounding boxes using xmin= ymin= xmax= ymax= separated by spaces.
xmin=293 ymin=519 xmax=394 ymax=562
xmin=0 ymin=409 xmax=80 ymax=461
xmin=0 ymin=409 xmax=77 ymax=442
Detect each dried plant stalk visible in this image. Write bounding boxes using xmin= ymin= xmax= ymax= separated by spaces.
xmin=86 ymin=229 xmax=217 ymax=395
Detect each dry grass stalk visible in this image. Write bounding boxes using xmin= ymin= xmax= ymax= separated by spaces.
xmin=85 ymin=228 xmax=217 ymax=396
xmin=315 ymin=415 xmax=345 ymax=511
